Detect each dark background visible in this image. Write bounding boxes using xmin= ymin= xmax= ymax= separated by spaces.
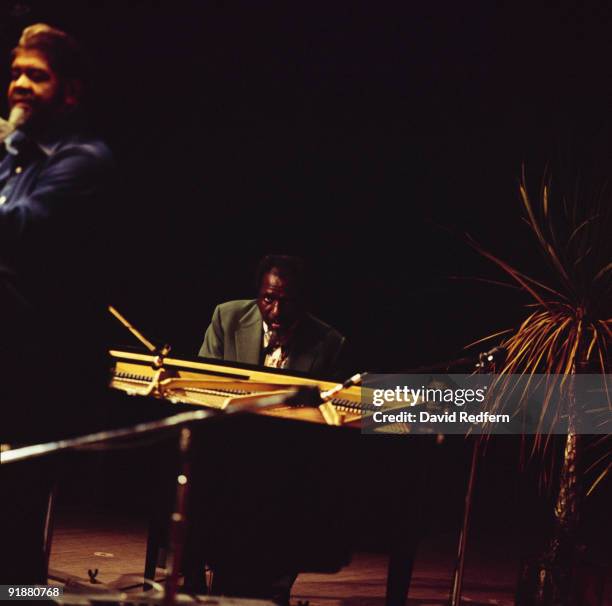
xmin=1 ymin=1 xmax=610 ymax=583
xmin=1 ymin=0 xmax=610 ymax=371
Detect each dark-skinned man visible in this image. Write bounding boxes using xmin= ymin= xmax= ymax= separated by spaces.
xmin=0 ymin=24 xmax=113 ymax=583
xmin=0 ymin=23 xmax=113 ymax=433
xmin=199 ymin=254 xmax=346 ymax=376
xmin=185 ymin=255 xmax=347 ymax=603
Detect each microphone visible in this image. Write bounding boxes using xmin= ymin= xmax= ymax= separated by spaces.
xmin=0 ymin=106 xmax=29 ymax=143
xmin=285 ymin=373 xmax=367 ymax=407
xmin=476 ymin=346 xmax=507 ymax=370
xmin=224 ymin=373 xmax=366 ymax=426
xmin=320 ymin=372 xmax=367 ymax=402
xmin=9 ymin=105 xmax=29 ymax=127
xmin=318 ymin=372 xmax=366 ymax=426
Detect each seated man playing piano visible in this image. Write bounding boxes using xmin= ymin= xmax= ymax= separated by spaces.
xmin=198 ymin=254 xmax=346 ymax=377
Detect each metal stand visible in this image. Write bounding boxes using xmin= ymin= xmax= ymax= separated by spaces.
xmin=449 ymin=438 xmax=480 ymax=606
xmin=448 ymin=346 xmax=505 ymax=606
xmin=163 ymin=427 xmax=193 ymax=606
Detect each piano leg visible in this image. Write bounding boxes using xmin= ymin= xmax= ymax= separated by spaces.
xmin=142 ymin=438 xmax=178 ymax=590
xmin=385 ymin=537 xmax=420 ymax=606
xmin=144 ymin=516 xmax=164 ymax=589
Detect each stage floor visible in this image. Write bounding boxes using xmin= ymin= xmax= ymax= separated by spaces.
xmin=49 ymin=510 xmax=520 ymax=606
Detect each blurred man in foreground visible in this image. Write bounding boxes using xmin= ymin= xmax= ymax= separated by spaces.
xmin=0 ymin=23 xmax=113 ymax=582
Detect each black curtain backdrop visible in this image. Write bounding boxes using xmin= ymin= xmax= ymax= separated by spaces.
xmin=1 ymin=1 xmax=610 ymax=371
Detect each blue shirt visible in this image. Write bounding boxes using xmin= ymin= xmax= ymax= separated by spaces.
xmin=0 ymin=127 xmax=113 ymax=261
xmin=0 ymin=124 xmax=115 ymax=413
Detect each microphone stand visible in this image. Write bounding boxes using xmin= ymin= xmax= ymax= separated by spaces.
xmin=448 ymin=347 xmax=505 ymax=606
xmin=163 ymin=426 xmax=192 ymax=606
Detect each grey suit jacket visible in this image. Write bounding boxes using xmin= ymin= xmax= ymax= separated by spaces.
xmin=199 ymin=299 xmax=346 ymax=377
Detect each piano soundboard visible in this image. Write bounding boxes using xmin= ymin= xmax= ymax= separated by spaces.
xmin=110 ymin=350 xmax=373 ymax=426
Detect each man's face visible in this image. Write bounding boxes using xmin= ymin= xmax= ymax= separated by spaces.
xmin=257 ymin=270 xmax=304 ymax=336
xmin=8 ymin=49 xmax=63 ymax=130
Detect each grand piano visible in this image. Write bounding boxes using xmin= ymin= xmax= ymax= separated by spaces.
xmin=108 ymin=349 xmax=468 ymax=605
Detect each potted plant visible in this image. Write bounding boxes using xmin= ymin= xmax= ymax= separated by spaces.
xmin=468 ymin=167 xmax=610 ymax=605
